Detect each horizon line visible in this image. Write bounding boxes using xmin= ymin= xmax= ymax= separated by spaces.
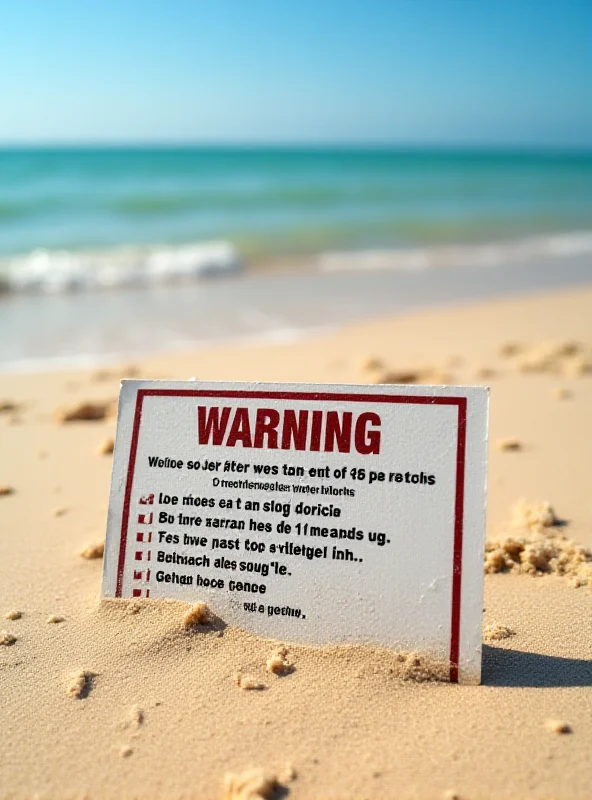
xmin=0 ymin=140 xmax=591 ymax=156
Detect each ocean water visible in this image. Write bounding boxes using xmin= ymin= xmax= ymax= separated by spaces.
xmin=1 ymin=146 xmax=592 ymax=369
xmin=1 ymin=146 xmax=592 ymax=292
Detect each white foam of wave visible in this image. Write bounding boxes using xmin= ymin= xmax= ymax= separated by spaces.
xmin=318 ymin=231 xmax=592 ymax=273
xmin=0 ymin=240 xmax=240 ymax=293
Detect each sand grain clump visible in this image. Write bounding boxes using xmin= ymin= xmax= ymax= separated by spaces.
xmin=358 ymin=356 xmax=383 ymax=372
xmin=372 ymin=366 xmax=452 ymax=386
xmin=54 ymin=399 xmax=116 ymax=423
xmin=80 ymin=541 xmax=105 ymax=560
xmin=510 ymin=499 xmax=557 ymax=532
xmin=279 ymin=764 xmax=297 ymax=783
xmin=182 ymin=602 xmax=212 ymax=627
xmin=46 ymin=615 xmax=65 ymax=624
xmin=483 ymin=624 xmax=516 ymax=641
xmin=221 ymin=767 xmax=279 ymax=800
xmin=128 ymin=704 xmax=144 ymax=728
xmin=97 ymin=437 xmax=115 ymax=455
xmin=545 ymin=719 xmax=572 ymax=734
xmin=561 ymin=354 xmax=592 ymax=377
xmin=0 ymin=631 xmax=17 ymax=645
xmin=495 ymin=437 xmax=522 ymax=452
xmin=484 ymin=534 xmax=591 ymax=579
xmin=4 ymin=610 xmax=21 ymax=621
xmin=485 ymin=500 xmax=591 ymax=581
xmin=66 ymin=669 xmax=96 ymax=698
xmin=514 ymin=341 xmax=592 ymax=376
xmin=392 ymin=651 xmax=450 ymax=682
xmin=234 ymin=673 xmax=266 ymax=691
xmin=0 ymin=485 xmax=14 ymax=496
xmin=266 ymin=645 xmax=291 ymax=675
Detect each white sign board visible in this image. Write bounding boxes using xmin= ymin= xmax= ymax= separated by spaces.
xmin=103 ymin=380 xmax=488 ymax=684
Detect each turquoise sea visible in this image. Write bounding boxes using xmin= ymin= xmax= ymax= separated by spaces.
xmin=1 ymin=146 xmax=592 ymax=291
xmin=1 ymin=146 xmax=592 ymax=369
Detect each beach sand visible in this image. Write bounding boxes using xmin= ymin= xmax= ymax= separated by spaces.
xmin=1 ymin=284 xmax=591 ymax=799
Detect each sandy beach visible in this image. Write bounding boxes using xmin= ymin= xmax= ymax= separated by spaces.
xmin=1 ymin=284 xmax=591 ymax=800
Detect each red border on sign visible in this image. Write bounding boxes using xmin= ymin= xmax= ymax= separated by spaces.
xmin=116 ymin=389 xmax=467 ymax=683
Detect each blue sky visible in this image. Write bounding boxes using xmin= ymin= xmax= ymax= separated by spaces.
xmin=0 ymin=0 xmax=590 ymax=147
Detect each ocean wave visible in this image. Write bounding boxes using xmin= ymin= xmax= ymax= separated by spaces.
xmin=2 ymin=230 xmax=592 ymax=296
xmin=318 ymin=231 xmax=592 ymax=273
xmin=0 ymin=240 xmax=241 ymax=293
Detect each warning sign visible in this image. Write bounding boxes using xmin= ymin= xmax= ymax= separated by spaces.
xmin=102 ymin=380 xmax=488 ymax=683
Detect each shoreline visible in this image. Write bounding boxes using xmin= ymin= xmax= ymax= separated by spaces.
xmin=1 ymin=248 xmax=592 ymax=374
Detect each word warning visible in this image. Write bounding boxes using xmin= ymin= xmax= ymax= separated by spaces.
xmin=102 ymin=380 xmax=488 ymax=683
